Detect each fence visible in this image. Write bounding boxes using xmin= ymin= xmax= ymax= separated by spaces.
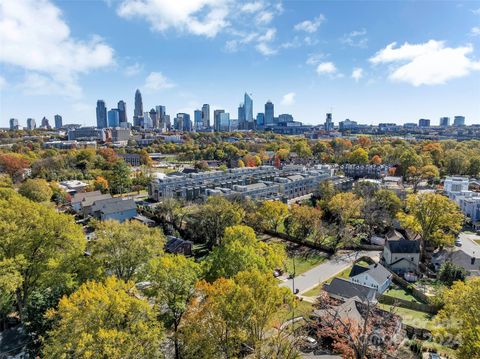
xmin=378 ymin=294 xmax=438 ymax=314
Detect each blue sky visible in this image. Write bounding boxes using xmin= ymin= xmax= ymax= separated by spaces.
xmin=1 ymin=0 xmax=479 ymax=127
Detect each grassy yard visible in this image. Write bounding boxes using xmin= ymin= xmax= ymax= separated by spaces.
xmin=284 ymin=253 xmax=327 ymax=276
xmin=273 ymin=299 xmax=314 ymax=326
xmin=384 ymin=287 xmax=423 ymax=304
xmin=378 ymin=304 xmax=435 ymax=330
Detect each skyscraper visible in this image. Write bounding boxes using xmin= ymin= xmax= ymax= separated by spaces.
xmin=453 ymin=116 xmax=465 ymax=126
xmin=213 ymin=109 xmax=225 ymax=132
xmin=96 ymin=100 xmax=107 ymax=128
xmin=256 ymin=113 xmax=265 ymax=127
xmin=108 ymin=109 xmax=120 ymax=127
xmin=265 ymin=101 xmax=274 ymax=126
xmin=439 ymin=117 xmax=450 ymax=127
xmin=219 ymin=112 xmax=230 ymax=132
xmin=143 ymin=111 xmax=152 ymax=128
xmin=324 ymin=113 xmax=334 ymax=131
xmin=150 ymin=108 xmax=159 ymax=128
xmin=156 ymin=105 xmax=166 ymax=130
xmin=27 ymin=118 xmax=36 ymax=130
xmin=9 ymin=118 xmax=19 ymax=131
xmin=244 ymin=92 xmax=253 ymax=127
xmin=133 ymin=89 xmax=144 ymax=127
xmin=54 ymin=114 xmax=63 ymax=129
xmin=201 ymin=104 xmax=210 ymax=129
xmin=41 ymin=117 xmax=51 ymax=130
xmin=238 ymin=103 xmax=245 ymax=129
xmin=194 ymin=110 xmax=202 ymax=131
xmin=418 ymin=118 xmax=430 ymax=127
xmin=118 ymin=100 xmax=127 ymax=126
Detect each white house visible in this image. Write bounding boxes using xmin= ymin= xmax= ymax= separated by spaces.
xmin=382 ymin=239 xmax=420 ymax=274
xmin=349 ymin=263 xmax=392 ymax=294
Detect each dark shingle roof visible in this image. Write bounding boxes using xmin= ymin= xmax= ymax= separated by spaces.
xmin=91 ymin=197 xmax=136 ymax=215
xmin=323 ymin=278 xmax=377 ymax=302
xmin=349 ymin=264 xmax=369 ymax=278
xmin=386 ymin=239 xmax=420 ymax=254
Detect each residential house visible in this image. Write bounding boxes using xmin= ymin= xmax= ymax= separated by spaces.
xmin=323 ymin=277 xmax=378 ymax=303
xmin=60 ymin=180 xmax=88 ymax=195
xmin=90 ymin=197 xmax=137 ymax=222
xmin=382 ymin=238 xmax=420 ymax=274
xmin=71 ymin=191 xmax=106 ymax=212
xmin=349 ymin=263 xmax=392 ymax=294
xmin=78 ymin=193 xmax=113 ymax=216
xmin=165 ymin=236 xmax=193 ymax=256
xmin=432 ymin=235 xmax=480 ymax=276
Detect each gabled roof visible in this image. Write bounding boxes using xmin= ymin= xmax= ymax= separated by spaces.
xmin=385 ymin=239 xmax=420 ymax=254
xmin=165 ymin=236 xmax=192 ymax=253
xmin=71 ymin=190 xmax=103 ymax=204
xmin=80 ymin=193 xmax=112 ymax=208
xmin=323 ymin=278 xmax=377 ymax=302
xmin=350 ymin=263 xmax=391 ymax=285
xmin=91 ymin=197 xmax=136 ymax=215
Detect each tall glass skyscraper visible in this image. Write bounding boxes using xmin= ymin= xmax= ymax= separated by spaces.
xmin=213 ymin=109 xmax=225 ymax=132
xmin=256 ymin=113 xmax=265 ymax=127
xmin=194 ymin=110 xmax=202 ymax=130
xmin=265 ymin=100 xmax=274 ymax=126
xmin=54 ymin=114 xmax=63 ymax=129
xmin=96 ymin=100 xmax=107 ymax=129
xmin=244 ymin=92 xmax=253 ymax=128
xmin=27 ymin=118 xmax=36 ymax=130
xmin=201 ymin=104 xmax=210 ymax=129
xmin=108 ymin=109 xmax=120 ymax=127
xmin=133 ymin=89 xmax=144 ymax=127
xmin=238 ymin=104 xmax=245 ymax=129
xmin=118 ymin=100 xmax=127 ymax=126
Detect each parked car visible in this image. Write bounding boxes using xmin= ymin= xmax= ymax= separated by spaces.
xmin=454 ymin=239 xmax=462 ymax=247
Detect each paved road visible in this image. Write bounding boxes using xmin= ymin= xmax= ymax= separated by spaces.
xmin=280 ymin=250 xmax=381 ymax=295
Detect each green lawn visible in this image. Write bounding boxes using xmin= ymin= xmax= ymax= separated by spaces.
xmin=378 ymin=304 xmax=435 ymax=330
xmin=384 ymin=287 xmax=422 ymax=304
xmin=273 ymin=299 xmax=314 ymax=326
xmin=284 ymin=253 xmax=327 ymax=276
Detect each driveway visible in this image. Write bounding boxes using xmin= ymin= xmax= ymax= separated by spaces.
xmin=279 ymin=250 xmax=381 ymax=295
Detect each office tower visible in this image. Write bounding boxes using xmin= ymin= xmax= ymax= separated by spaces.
xmin=118 ymin=100 xmax=127 ymax=125
xmin=265 ymin=100 xmax=274 ymax=126
xmin=194 ymin=109 xmax=202 ymax=130
xmin=41 ymin=116 xmax=51 ymax=129
xmin=27 ymin=118 xmax=36 ymax=130
xmin=324 ymin=113 xmax=334 ymax=131
xmin=418 ymin=118 xmax=430 ymax=127
xmin=155 ymin=105 xmax=166 ymax=130
xmin=453 ymin=116 xmax=465 ymax=126
xmin=96 ymin=100 xmax=107 ymax=128
xmin=133 ymin=89 xmax=144 ymax=126
xmin=164 ymin=115 xmax=171 ymax=131
xmin=218 ymin=112 xmax=230 ymax=132
xmin=244 ymin=92 xmax=253 ymax=128
xmin=339 ymin=119 xmax=358 ymax=131
xmin=149 ymin=109 xmax=158 ymax=128
xmin=108 ymin=109 xmax=120 ymax=127
xmin=238 ymin=104 xmax=245 ymax=129
xmin=439 ymin=117 xmax=450 ymax=127
xmin=143 ymin=111 xmax=152 ymax=128
xmin=278 ymin=114 xmax=294 ymax=123
xmin=9 ymin=118 xmax=19 ymax=131
xmin=256 ymin=113 xmax=265 ymax=127
xmin=201 ymin=104 xmax=210 ymax=128
xmin=213 ymin=109 xmax=225 ymax=132
xmin=54 ymin=114 xmax=63 ymax=129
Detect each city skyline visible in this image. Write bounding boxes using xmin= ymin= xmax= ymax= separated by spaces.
xmin=1 ymin=0 xmax=480 ymax=126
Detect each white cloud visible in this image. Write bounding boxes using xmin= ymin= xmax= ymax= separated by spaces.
xmin=255 ymin=42 xmax=277 ymax=56
xmin=306 ymin=53 xmax=326 ymax=65
xmin=370 ymin=40 xmax=480 ymax=86
xmin=143 ymin=72 xmax=175 ymax=92
xmin=117 ymin=0 xmax=230 ymax=38
xmin=256 ymin=11 xmax=273 ymax=25
xmin=472 ymin=8 xmax=480 ymax=15
xmin=0 ymin=0 xmax=114 ymax=97
xmin=124 ymin=62 xmax=143 ymax=76
xmin=316 ymin=62 xmax=337 ymax=75
xmin=351 ymin=67 xmax=363 ymax=82
xmin=257 ymin=28 xmax=276 ymax=42
xmin=241 ymin=2 xmax=264 ymax=13
xmin=294 ymin=14 xmax=325 ymax=33
xmin=471 ymin=27 xmax=480 ymax=36
xmin=341 ymin=29 xmax=368 ymax=48
xmin=281 ymin=92 xmax=296 ymax=106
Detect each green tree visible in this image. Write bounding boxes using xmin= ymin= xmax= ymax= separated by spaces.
xmin=438 ymin=261 xmax=467 ymax=286
xmin=434 ymin=278 xmax=480 ymax=358
xmin=108 ymin=160 xmax=132 ymax=195
xmin=143 ymin=254 xmax=202 ymax=359
xmin=397 ymin=193 xmax=464 ymax=258
xmin=349 ymin=148 xmax=369 ymax=164
xmin=328 ymin=192 xmax=364 ymax=225
xmin=257 ymin=200 xmax=289 ymax=232
xmin=186 ymin=196 xmax=244 ymax=249
xmin=0 ymin=173 xmax=13 ymax=188
xmin=206 ymin=225 xmax=285 ymax=281
xmin=43 ymin=277 xmax=164 ymax=359
xmin=0 ymin=189 xmax=85 ymax=315
xmin=284 ymin=205 xmax=323 ymax=242
xmin=90 ymin=220 xmax=165 ymax=281
xmin=18 ymin=178 xmax=53 ymax=202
